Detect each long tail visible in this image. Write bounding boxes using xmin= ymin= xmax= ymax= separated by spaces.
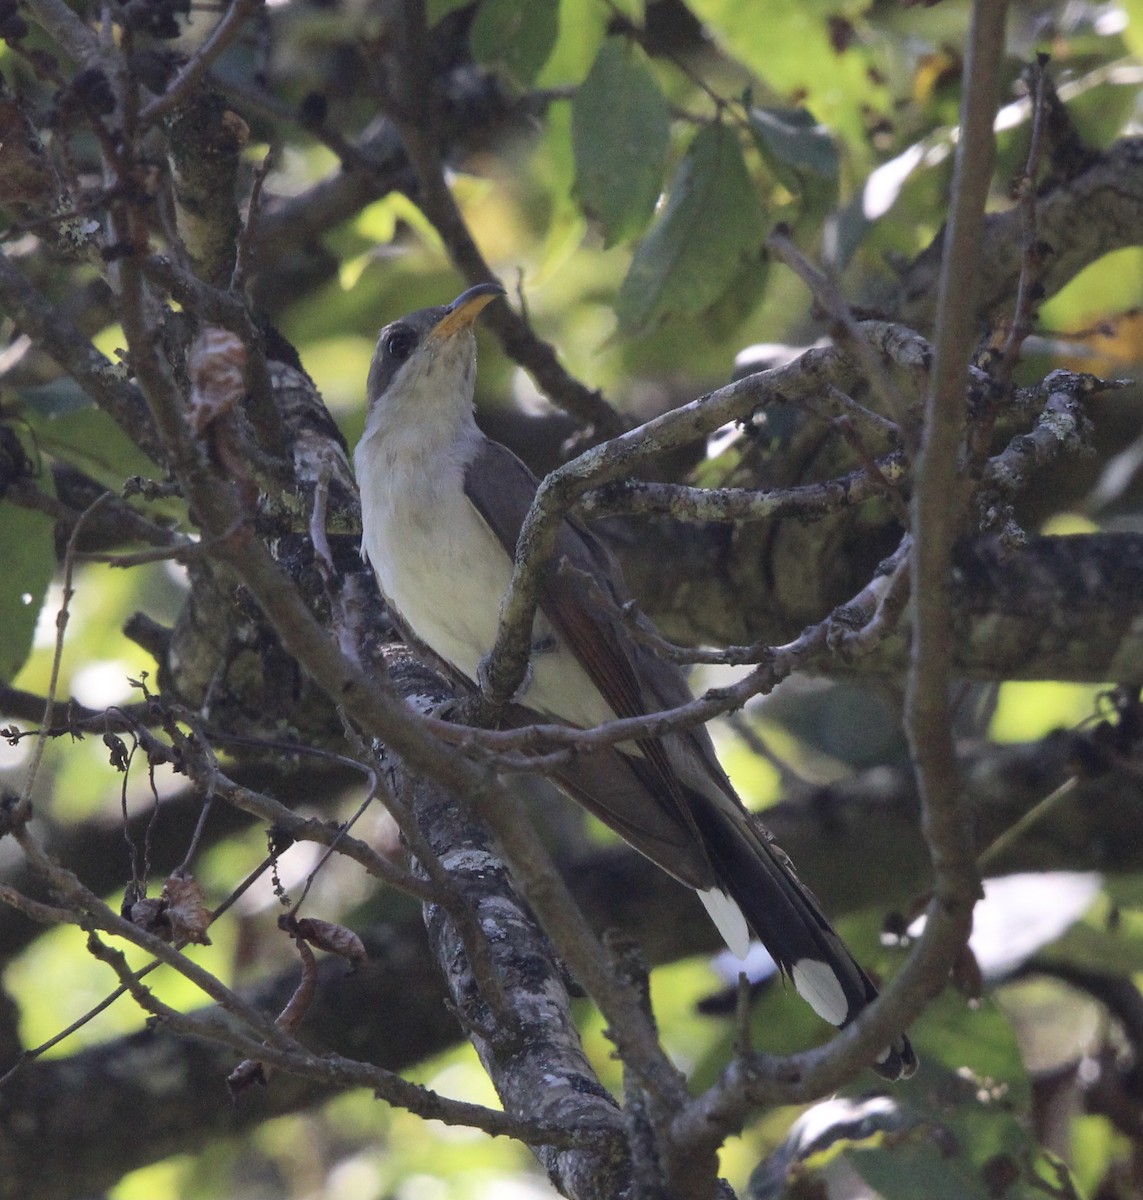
xmin=692 ymin=799 xmax=917 ymax=1081
xmin=526 ymin=709 xmax=916 ymax=1079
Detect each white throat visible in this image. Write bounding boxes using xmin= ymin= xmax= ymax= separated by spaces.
xmin=354 ymin=330 xmax=493 ymax=679
xmin=358 ymin=331 xmax=481 ymax=468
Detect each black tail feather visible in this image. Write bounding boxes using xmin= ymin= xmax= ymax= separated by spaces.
xmin=691 ymin=798 xmax=917 ymax=1081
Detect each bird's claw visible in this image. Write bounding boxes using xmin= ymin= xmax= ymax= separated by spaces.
xmin=476 ymin=654 xmax=533 ymax=705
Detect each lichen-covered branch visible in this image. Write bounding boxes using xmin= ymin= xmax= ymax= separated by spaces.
xmin=897 ymin=136 xmax=1143 ymax=332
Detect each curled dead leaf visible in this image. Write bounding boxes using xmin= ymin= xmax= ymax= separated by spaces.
xmin=103 ymin=732 xmax=130 ymax=771
xmin=162 ymin=870 xmax=212 ymax=945
xmin=293 ymin=917 xmax=367 ymax=970
xmin=276 ymin=934 xmax=317 ymax=1036
xmin=126 ymin=895 xmax=170 ymax=940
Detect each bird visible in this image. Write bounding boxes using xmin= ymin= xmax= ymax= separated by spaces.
xmin=354 ymin=282 xmax=916 ymax=1080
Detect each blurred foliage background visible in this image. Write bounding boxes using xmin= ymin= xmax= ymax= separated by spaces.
xmin=3 ymin=0 xmax=1143 ymax=1196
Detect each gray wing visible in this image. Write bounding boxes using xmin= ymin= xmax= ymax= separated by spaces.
xmin=464 ymin=438 xmax=917 ymax=1079
xmin=463 ymin=438 xmax=721 ymax=877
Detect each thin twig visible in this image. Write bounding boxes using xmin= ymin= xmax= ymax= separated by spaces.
xmin=178 ymin=738 xmax=436 ymax=901
xmin=674 ymin=4 xmax=1011 ymax=1154
xmin=484 ymin=323 xmax=927 ymax=707
xmin=0 ymin=849 xmax=285 ymax=1078
xmin=78 ymin=540 xmax=212 ymax=567
xmin=147 ymin=1005 xmax=604 ymax=1148
xmin=995 ymin=57 xmax=1052 ymax=381
xmin=10 ymin=813 xmax=291 ymax=1046
xmin=470 ymin=776 xmax=689 ymax=1110
xmin=416 ymin=570 xmax=918 ymax=759
xmin=231 ymin=147 xmax=273 ymax=296
xmin=767 ymin=227 xmax=913 ymax=426
xmin=579 ymin=453 xmax=908 ymax=523
xmin=976 ymin=776 xmax=1078 ymax=872
xmin=378 ymin=760 xmax=520 ymax=1030
xmin=23 ymin=0 xmax=103 ymax=67
xmin=381 ymin=0 xmax=624 ymax=437
xmin=285 ymin=784 xmax=376 ymax=918
xmin=832 ymin=536 xmax=913 ymax=659
xmin=16 ymin=492 xmax=112 ymax=823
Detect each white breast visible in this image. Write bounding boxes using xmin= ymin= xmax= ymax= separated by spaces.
xmin=355 ymin=426 xmax=616 ymax=730
xmin=356 ymin=422 xmax=501 ymax=677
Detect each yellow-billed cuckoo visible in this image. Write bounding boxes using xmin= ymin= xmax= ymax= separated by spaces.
xmin=355 ymin=283 xmax=915 ymax=1080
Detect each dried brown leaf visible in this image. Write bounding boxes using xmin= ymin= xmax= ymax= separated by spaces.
xmin=162 ymin=870 xmax=212 ymax=945
xmin=293 ymin=917 xmax=367 ymax=969
xmin=103 ymin=732 xmax=130 ymax=771
xmin=276 ymin=935 xmax=317 ymax=1036
xmin=126 ymin=895 xmax=170 ymax=940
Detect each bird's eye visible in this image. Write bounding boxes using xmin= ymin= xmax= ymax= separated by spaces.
xmin=384 ymin=327 xmax=417 ymax=362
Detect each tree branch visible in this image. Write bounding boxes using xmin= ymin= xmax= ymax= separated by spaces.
xmin=381 ymin=0 xmax=624 ymax=437
xmin=897 ymin=136 xmax=1143 ymax=332
xmin=902 ymin=0 xmax=1005 ymax=1047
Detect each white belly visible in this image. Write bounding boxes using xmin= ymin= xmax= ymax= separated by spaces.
xmin=357 ymin=439 xmax=616 ymax=730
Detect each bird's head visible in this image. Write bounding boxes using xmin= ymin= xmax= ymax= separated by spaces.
xmin=365 ymin=282 xmax=505 ymax=426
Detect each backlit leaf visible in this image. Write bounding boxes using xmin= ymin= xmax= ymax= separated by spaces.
xmin=572 ymin=38 xmax=668 ymax=247
xmin=0 ymin=500 xmax=55 ymax=683
xmin=537 ymin=0 xmax=609 ymax=86
xmin=748 ymin=105 xmax=839 ymax=187
xmin=616 ymin=123 xmax=764 ymax=333
xmin=470 ymin=0 xmax=559 ymax=87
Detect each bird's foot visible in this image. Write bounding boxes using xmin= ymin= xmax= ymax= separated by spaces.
xmin=431 ymin=695 xmax=471 ymax=723
xmin=477 ymin=653 xmax=534 ymax=705
xmin=441 ymin=688 xmax=507 ymax=729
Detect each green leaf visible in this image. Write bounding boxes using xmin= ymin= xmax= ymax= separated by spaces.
xmin=685 ymin=0 xmax=886 ymax=154
xmin=906 ymin=989 xmax=1030 ymax=1106
xmin=1039 ymin=247 xmax=1143 ymax=329
xmin=572 ymin=38 xmax=668 ymax=247
xmin=0 ymin=500 xmax=55 ymax=683
xmin=748 ymin=105 xmax=839 ymax=188
xmin=748 ymin=1058 xmax=1071 ymax=1199
xmin=22 ymin=405 xmax=156 ymax=487
xmin=849 ymin=1064 xmax=1080 ymax=1200
xmin=470 ymin=0 xmax=559 ymax=87
xmin=16 ymin=378 xmax=93 ymax=418
xmin=616 ymin=123 xmax=764 ymax=333
xmin=536 ymin=0 xmax=609 ymax=87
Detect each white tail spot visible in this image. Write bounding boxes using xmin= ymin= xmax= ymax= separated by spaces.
xmin=792 ymin=959 xmax=850 ymax=1026
xmin=699 ymin=889 xmax=751 ymax=959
